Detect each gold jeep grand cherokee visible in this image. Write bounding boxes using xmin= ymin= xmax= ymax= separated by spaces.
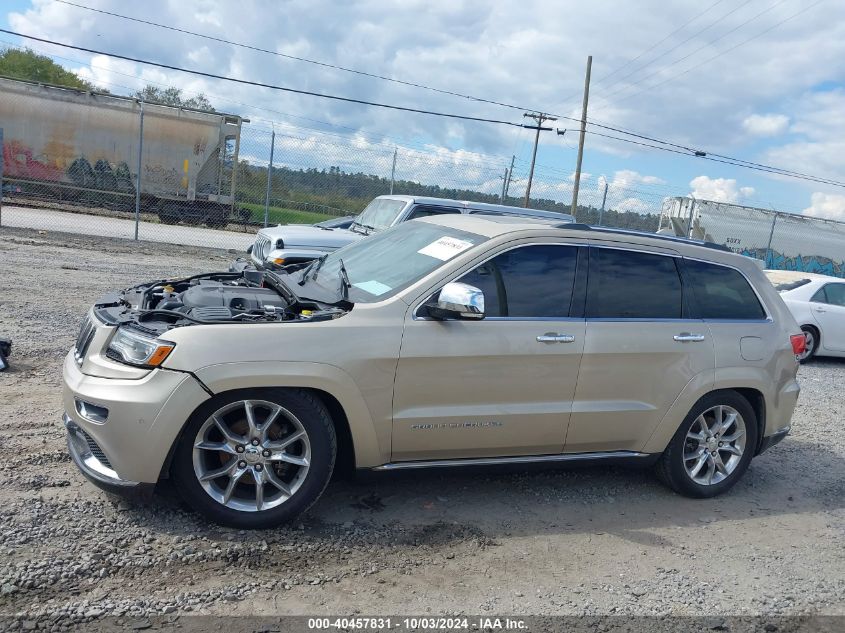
xmin=63 ymin=215 xmax=802 ymax=528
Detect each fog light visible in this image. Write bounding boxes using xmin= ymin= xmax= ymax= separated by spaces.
xmin=75 ymin=399 xmax=109 ymax=424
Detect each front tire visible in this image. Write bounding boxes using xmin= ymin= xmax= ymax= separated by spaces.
xmin=171 ymin=389 xmax=336 ymax=528
xmin=656 ymin=391 xmax=758 ymax=498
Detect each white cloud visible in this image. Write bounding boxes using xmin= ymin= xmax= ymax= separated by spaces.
xmin=803 ymin=192 xmax=845 ymax=221
xmin=741 ymin=113 xmax=789 ymax=137
xmin=689 ymin=176 xmax=754 ymax=203
xmin=761 ymin=89 xmax=845 ymax=184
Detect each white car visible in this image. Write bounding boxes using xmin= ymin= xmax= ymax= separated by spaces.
xmin=765 ymin=270 xmax=845 ymax=362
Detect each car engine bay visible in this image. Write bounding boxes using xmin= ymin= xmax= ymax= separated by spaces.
xmin=91 ymin=270 xmax=346 ymax=336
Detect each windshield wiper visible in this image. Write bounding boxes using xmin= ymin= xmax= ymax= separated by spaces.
xmin=297 ymin=254 xmax=328 ymax=286
xmin=338 ymin=258 xmax=351 ymax=301
xmin=265 ymin=271 xmax=299 ymax=304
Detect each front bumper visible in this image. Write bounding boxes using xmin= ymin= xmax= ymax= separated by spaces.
xmin=62 ymin=350 xmax=210 ymax=485
xmin=64 ymin=414 xmax=153 ymax=498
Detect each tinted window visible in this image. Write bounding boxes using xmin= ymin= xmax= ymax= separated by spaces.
xmin=407 ymin=205 xmax=462 ymax=220
xmin=458 ymin=245 xmax=577 ymax=317
xmin=586 ymin=248 xmax=682 ymax=319
xmin=684 ymin=259 xmax=766 ymax=320
xmin=816 ymin=283 xmax=845 ymax=307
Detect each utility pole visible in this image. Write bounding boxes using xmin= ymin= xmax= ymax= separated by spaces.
xmin=570 ymin=55 xmax=592 ymax=216
xmin=523 ymin=113 xmax=556 ymax=208
xmin=263 ymin=129 xmax=275 ymax=228
xmin=598 ymin=180 xmax=608 ymax=226
xmin=499 ymin=168 xmax=508 ymax=203
xmin=503 ymin=154 xmax=515 ymax=203
xmin=134 ymin=99 xmax=144 ymax=241
xmin=389 ymin=148 xmax=397 ymax=195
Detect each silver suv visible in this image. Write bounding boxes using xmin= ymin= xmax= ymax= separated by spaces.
xmin=63 ymin=215 xmax=802 ymax=528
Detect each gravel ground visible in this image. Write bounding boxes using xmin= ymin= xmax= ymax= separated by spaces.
xmin=0 ymin=226 xmax=843 ymax=627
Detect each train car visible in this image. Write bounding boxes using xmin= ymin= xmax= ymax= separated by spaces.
xmin=659 ymin=196 xmax=845 ymax=277
xmin=0 ymin=76 xmax=244 ymax=226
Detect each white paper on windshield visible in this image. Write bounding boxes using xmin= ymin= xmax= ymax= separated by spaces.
xmin=417 ymin=236 xmax=474 ymax=261
xmin=352 ymin=280 xmax=392 ymax=296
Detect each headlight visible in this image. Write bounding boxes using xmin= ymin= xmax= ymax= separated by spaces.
xmin=107 ymin=328 xmax=175 ymax=367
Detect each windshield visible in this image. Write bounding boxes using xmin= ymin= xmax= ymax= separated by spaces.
xmin=353 ymin=198 xmax=407 ymax=232
xmin=295 ymin=221 xmax=488 ymax=303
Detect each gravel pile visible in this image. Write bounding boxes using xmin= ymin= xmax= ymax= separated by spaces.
xmin=0 ymin=226 xmax=843 ymax=624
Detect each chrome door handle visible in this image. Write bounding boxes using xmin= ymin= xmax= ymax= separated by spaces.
xmin=536 ymin=333 xmax=575 ymax=344
xmin=673 ymin=333 xmax=706 ymax=342
xmin=814 ymin=307 xmax=826 ymax=313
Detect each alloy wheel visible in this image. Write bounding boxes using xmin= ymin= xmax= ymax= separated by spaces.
xmin=192 ymin=399 xmax=311 ymax=512
xmin=682 ymin=405 xmax=747 ymax=486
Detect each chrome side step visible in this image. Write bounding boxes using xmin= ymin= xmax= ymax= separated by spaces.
xmin=372 ymin=450 xmax=649 ymax=471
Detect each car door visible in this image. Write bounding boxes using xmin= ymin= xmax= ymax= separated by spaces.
xmin=564 ymin=244 xmax=715 ymax=453
xmin=810 ymin=283 xmax=845 ymax=352
xmin=391 ymin=242 xmax=586 ymax=461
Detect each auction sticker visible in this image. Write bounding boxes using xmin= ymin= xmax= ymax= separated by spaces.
xmin=417 ymin=236 xmax=474 ymax=260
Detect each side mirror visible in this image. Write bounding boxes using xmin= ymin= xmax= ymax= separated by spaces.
xmin=425 ymin=282 xmax=485 ymax=320
xmin=246 ymin=244 xmax=253 ymax=255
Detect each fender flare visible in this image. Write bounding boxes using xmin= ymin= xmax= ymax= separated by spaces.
xmin=192 ymin=361 xmax=387 ymax=467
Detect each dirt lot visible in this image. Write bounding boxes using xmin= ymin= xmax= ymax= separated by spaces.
xmin=0 ymin=227 xmax=843 ymax=626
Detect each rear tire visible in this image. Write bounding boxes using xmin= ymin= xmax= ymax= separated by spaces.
xmin=798 ymin=325 xmax=819 ymax=363
xmin=171 ymin=388 xmax=336 ymax=528
xmin=656 ymin=391 xmax=758 ymax=498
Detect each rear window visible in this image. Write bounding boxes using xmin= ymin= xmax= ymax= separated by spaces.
xmin=685 ymin=260 xmax=766 ymax=320
xmin=586 ymin=248 xmax=683 ymax=319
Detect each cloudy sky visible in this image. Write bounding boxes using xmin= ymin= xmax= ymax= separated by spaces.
xmin=3 ymin=0 xmax=844 ymax=217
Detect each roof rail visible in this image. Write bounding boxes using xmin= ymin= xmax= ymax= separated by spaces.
xmin=555 ymin=223 xmax=732 ymax=252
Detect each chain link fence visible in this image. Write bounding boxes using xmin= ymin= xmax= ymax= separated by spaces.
xmin=659 ymin=197 xmax=845 ymax=277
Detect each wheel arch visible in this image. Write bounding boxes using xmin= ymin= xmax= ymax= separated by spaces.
xmin=158 ymin=385 xmax=360 ymax=483
xmin=644 ymin=379 xmax=768 ymax=455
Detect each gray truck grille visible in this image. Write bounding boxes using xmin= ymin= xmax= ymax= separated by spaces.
xmin=254 ymin=234 xmax=272 ymax=259
xmin=74 ymin=315 xmax=96 ymax=366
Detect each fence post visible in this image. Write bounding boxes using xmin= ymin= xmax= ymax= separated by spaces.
xmin=687 ymin=196 xmax=696 ymax=238
xmin=389 ymin=148 xmax=397 ymax=194
xmin=598 ymin=181 xmax=608 ymax=226
xmin=263 ymin=129 xmax=275 ymax=228
xmin=134 ymin=100 xmax=144 ymax=241
xmin=765 ymin=211 xmax=779 ymax=267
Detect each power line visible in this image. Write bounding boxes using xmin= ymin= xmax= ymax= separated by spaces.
xmin=52 ymin=0 xmax=539 ymax=116
xmin=591 ymin=0 xmax=824 ymax=113
xmin=594 ymin=0 xmax=787 ymax=110
xmin=0 ymin=28 xmax=529 ymax=128
xmin=553 ymin=0 xmax=749 ymax=112
xmin=596 ymin=0 xmax=758 ymax=98
xmin=582 ymin=129 xmax=845 ymax=188
xmin=595 ymin=0 xmax=727 ymax=85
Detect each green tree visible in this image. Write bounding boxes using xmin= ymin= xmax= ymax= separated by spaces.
xmin=0 ymin=47 xmax=97 ymax=90
xmin=133 ymin=85 xmax=215 ymax=111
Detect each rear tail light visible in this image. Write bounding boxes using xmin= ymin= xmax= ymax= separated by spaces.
xmin=790 ymin=334 xmax=806 ymax=356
